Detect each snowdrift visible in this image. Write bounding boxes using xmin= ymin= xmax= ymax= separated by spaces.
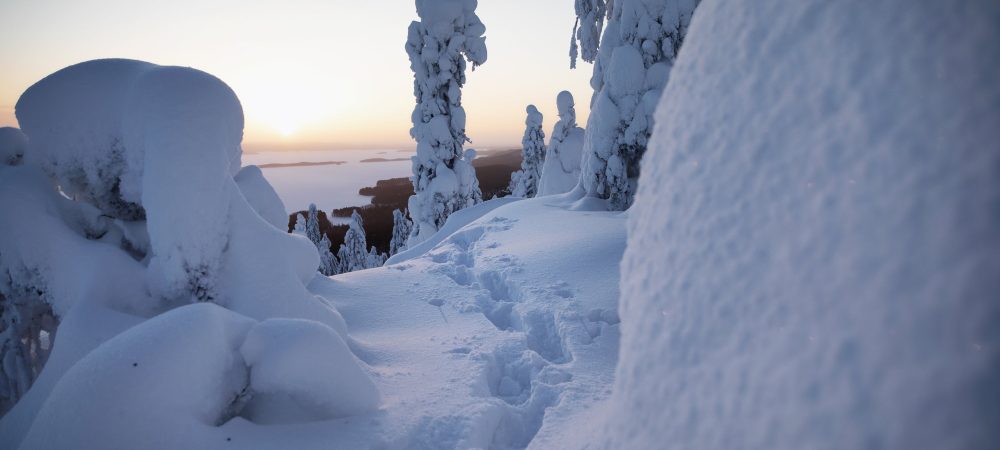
xmin=603 ymin=0 xmax=1000 ymax=448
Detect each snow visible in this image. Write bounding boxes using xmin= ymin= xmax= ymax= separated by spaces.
xmin=239 ymin=318 xmax=380 ymax=424
xmin=602 ymin=0 xmax=1000 ymax=448
xmin=1 ymin=58 xmax=374 ymax=448
xmin=4 ymin=0 xmax=997 ymax=447
xmin=0 ymin=127 xmax=27 ymax=165
xmin=19 ymin=303 xmax=255 ymax=450
xmin=537 ymin=91 xmax=585 ymax=196
xmin=406 ymin=0 xmax=487 ymax=245
xmin=234 ymin=165 xmax=289 ymax=230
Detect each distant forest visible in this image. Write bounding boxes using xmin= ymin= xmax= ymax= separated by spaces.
xmin=288 ymin=148 xmax=522 ymax=253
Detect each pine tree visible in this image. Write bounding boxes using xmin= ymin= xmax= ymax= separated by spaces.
xmin=305 ymin=204 xmax=322 ymax=244
xmin=509 ymin=105 xmax=546 ymax=198
xmin=389 ymin=209 xmax=413 ymax=256
xmin=337 ymin=210 xmax=370 ymax=273
xmin=571 ymin=0 xmax=700 ymax=210
xmin=317 ymin=234 xmax=338 ymax=276
xmin=405 ymin=0 xmax=488 ymax=246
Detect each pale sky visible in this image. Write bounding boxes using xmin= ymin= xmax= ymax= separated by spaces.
xmin=0 ymin=0 xmax=593 ymax=150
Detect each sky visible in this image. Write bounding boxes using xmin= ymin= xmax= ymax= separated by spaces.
xmin=0 ymin=0 xmax=594 ymax=151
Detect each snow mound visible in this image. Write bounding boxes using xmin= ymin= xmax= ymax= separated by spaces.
xmin=239 ymin=319 xmax=380 ymax=424
xmin=0 ymin=127 xmax=27 ymax=165
xmin=19 ymin=303 xmax=255 ymax=449
xmin=606 ymin=0 xmax=1000 ymax=449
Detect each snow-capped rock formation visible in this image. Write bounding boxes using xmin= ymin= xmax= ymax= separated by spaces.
xmin=405 ymin=0 xmax=488 ymax=246
xmin=537 ymin=91 xmax=585 ymax=196
xmin=606 ymin=0 xmax=1000 ymax=448
xmin=508 ymin=105 xmax=545 ymax=198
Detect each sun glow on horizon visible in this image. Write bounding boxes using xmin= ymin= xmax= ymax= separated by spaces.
xmin=0 ymin=0 xmax=593 ymax=149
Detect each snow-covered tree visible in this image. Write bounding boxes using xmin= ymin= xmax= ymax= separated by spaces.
xmin=305 ymin=204 xmax=322 ymax=244
xmin=389 ymin=209 xmax=412 ymax=256
xmin=299 ymin=205 xmax=338 ymax=276
xmin=538 ymin=91 xmax=586 ymax=196
xmin=509 ymin=105 xmax=546 ymax=198
xmin=573 ymin=0 xmax=700 ymax=210
xmin=317 ymin=234 xmax=338 ymax=276
xmin=292 ymin=213 xmax=307 ymax=235
xmin=366 ymin=247 xmax=388 ymax=268
xmin=569 ymin=0 xmax=608 ymax=69
xmin=0 ymin=286 xmax=56 ymax=415
xmin=405 ymin=0 xmax=488 ymax=246
xmin=336 ymin=210 xmax=384 ymax=273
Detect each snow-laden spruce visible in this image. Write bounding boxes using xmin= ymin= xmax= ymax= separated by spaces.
xmin=537 ymin=91 xmax=585 ymax=196
xmin=0 ymin=59 xmax=378 ymax=447
xmin=336 ymin=210 xmax=386 ymax=273
xmin=405 ymin=0 xmax=487 ymax=246
xmin=389 ymin=208 xmax=412 ymax=256
xmin=301 ymin=204 xmax=338 ymax=276
xmin=508 ymin=105 xmax=546 ymax=198
xmin=0 ymin=127 xmax=28 ymax=166
xmin=574 ymin=0 xmax=699 ymax=210
xmin=602 ymin=0 xmax=1000 ymax=448
xmin=569 ymin=0 xmax=607 ymax=69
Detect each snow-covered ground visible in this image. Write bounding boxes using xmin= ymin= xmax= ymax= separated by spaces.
xmin=243 ymin=149 xmax=413 ymax=217
xmin=217 ymin=194 xmax=625 ymax=448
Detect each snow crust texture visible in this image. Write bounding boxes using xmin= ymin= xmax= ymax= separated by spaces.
xmin=607 ymin=0 xmax=1000 ymax=448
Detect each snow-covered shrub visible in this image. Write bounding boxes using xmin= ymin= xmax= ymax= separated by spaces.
xmin=537 ymin=91 xmax=585 ymax=196
xmin=336 ymin=211 xmax=384 ymax=273
xmin=575 ymin=0 xmax=699 ymax=210
xmin=0 ymin=59 xmax=374 ymax=443
xmin=389 ymin=208 xmax=413 ymax=256
xmin=0 ymin=127 xmax=28 ymax=166
xmin=405 ymin=0 xmax=488 ymax=246
xmin=605 ymin=0 xmax=1000 ymax=448
xmin=508 ymin=105 xmax=546 ymax=198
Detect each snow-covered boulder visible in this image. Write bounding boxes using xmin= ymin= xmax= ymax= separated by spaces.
xmin=0 ymin=127 xmax=27 ymax=165
xmin=606 ymin=0 xmax=1000 ymax=449
xmin=537 ymin=91 xmax=584 ymax=196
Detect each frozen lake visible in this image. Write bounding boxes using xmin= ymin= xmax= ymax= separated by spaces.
xmin=242 ymin=149 xmax=413 ymax=221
